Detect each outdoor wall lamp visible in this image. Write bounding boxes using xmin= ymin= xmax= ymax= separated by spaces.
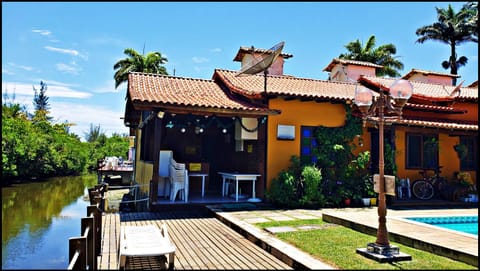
xmin=157 ymin=111 xmax=165 ymax=119
xmin=354 ymin=76 xmax=413 ymax=263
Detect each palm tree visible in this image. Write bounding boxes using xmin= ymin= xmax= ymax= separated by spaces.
xmin=415 ymin=3 xmax=478 ymax=86
xmin=113 ymin=48 xmax=168 ymax=89
xmin=84 ymin=123 xmax=105 ymax=143
xmin=338 ymin=35 xmax=404 ymax=78
xmin=464 ymin=2 xmax=478 ymax=38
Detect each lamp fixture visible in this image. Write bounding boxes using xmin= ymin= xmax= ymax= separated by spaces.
xmin=354 ymin=77 xmax=413 ymax=263
xmin=157 ymin=111 xmax=165 ymax=119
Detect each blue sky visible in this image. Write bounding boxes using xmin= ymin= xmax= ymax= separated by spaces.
xmin=2 ymin=2 xmax=477 ymax=141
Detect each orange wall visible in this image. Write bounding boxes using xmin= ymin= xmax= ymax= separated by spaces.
xmin=394 ymin=127 xmax=476 ymax=184
xmin=266 ymin=99 xmax=346 ymax=189
xmin=452 ymin=102 xmax=478 ymax=122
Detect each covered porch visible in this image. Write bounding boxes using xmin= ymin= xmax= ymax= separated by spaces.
xmin=124 ymin=72 xmax=280 ymax=208
xmin=150 ymin=113 xmax=269 ymax=206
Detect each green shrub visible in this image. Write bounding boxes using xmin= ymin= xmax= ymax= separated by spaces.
xmin=299 ymin=165 xmax=325 ymax=206
xmin=267 ymin=156 xmax=325 ymax=208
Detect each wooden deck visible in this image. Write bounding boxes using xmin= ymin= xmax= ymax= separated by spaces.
xmin=98 ymin=206 xmax=292 ymax=270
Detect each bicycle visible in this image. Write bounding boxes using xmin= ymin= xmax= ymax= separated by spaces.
xmin=411 ymin=166 xmax=448 ymax=200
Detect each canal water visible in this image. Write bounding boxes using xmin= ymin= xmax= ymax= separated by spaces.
xmin=2 ymin=174 xmax=98 ymax=269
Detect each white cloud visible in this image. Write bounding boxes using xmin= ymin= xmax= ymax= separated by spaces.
xmin=51 ymin=102 xmax=128 ymax=141
xmin=32 ymin=29 xmax=52 ymax=37
xmin=93 ymin=79 xmax=121 ymax=93
xmin=1 ymin=81 xmax=92 ymax=99
xmin=56 ymin=62 xmax=81 ymax=75
xmin=45 ymin=46 xmax=79 ymax=56
xmin=192 ymin=57 xmax=209 ymax=64
xmin=2 ymin=68 xmax=15 ymax=75
xmin=210 ymin=48 xmax=222 ymax=53
xmin=6 ymin=62 xmax=34 ymax=72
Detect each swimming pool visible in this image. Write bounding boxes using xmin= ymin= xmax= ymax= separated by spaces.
xmin=405 ymin=215 xmax=478 ymax=236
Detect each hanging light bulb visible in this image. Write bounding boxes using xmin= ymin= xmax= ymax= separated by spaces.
xmin=222 ymin=128 xmax=227 ymax=134
xmin=180 ymin=128 xmax=186 ymax=133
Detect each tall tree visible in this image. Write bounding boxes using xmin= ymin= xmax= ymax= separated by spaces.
xmin=338 ymin=35 xmax=404 ymax=77
xmin=84 ymin=123 xmax=106 ymax=143
xmin=113 ymin=48 xmax=168 ymax=89
xmin=32 ymin=81 xmax=52 ymax=121
xmin=415 ymin=3 xmax=478 ymax=86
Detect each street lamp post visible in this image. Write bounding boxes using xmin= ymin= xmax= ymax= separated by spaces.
xmin=354 ymin=76 xmax=413 ymax=262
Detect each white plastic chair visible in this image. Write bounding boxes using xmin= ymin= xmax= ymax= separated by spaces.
xmin=169 ymin=159 xmax=188 ymax=202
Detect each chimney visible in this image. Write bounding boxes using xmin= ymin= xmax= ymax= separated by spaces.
xmin=402 ymin=69 xmax=459 ymax=86
xmin=323 ymin=58 xmax=383 ymax=82
xmin=233 ymin=45 xmax=293 ymax=76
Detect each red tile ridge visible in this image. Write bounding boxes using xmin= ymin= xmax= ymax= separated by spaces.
xmin=402 ymin=68 xmax=461 ymax=79
xmin=323 ymin=58 xmax=383 ymax=72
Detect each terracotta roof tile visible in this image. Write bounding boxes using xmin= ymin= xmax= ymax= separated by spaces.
xmin=405 ymin=103 xmax=467 ymax=114
xmin=402 ymin=68 xmax=460 ymax=79
xmin=127 ymin=72 xmax=279 ymax=116
xmin=397 ymin=118 xmax=478 ymax=131
xmin=214 ymin=69 xmax=356 ymax=101
xmin=363 ymin=76 xmax=478 ymax=101
xmin=467 ymin=81 xmax=478 ymax=88
xmin=322 ymin=58 xmax=383 ymax=72
xmin=233 ymin=46 xmax=293 ymax=62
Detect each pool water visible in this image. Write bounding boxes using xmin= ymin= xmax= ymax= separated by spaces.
xmin=406 ymin=215 xmax=478 ymax=236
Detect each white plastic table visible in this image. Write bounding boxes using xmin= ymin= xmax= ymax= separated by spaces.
xmin=218 ymin=172 xmax=261 ymax=202
xmin=188 ymin=173 xmax=208 ymax=197
xmin=118 ymin=224 xmax=176 ymax=270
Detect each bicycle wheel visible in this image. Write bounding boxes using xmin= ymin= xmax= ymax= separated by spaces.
xmin=412 ymin=180 xmax=434 ymax=200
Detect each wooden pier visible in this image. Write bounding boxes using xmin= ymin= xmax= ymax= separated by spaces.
xmin=98 ymin=206 xmax=292 ymax=270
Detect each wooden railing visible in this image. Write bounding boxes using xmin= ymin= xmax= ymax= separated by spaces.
xmin=67 ymin=184 xmax=106 ymax=270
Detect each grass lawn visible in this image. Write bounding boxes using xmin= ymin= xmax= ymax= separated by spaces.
xmin=255 ymin=219 xmax=476 ymax=270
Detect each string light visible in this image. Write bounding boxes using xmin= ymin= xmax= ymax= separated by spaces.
xmin=162 ymin=113 xmax=267 ymax=134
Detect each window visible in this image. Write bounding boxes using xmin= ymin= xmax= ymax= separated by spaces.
xmin=300 ymin=126 xmax=318 ymax=164
xmin=406 ymin=133 xmax=438 ymax=169
xmin=460 ymin=136 xmax=478 ymax=171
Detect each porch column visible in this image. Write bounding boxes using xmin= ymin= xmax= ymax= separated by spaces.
xmin=151 ymin=117 xmax=163 ymax=206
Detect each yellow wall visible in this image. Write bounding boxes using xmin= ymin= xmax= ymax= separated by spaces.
xmin=133 ymin=128 xmax=154 ymax=196
xmin=266 ymin=99 xmax=346 ymax=189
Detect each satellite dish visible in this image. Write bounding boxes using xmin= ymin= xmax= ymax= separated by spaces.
xmin=234 ymin=41 xmax=285 ymax=204
xmin=235 ymin=41 xmax=285 ymax=76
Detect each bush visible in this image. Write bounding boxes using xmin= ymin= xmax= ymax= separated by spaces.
xmin=299 ymin=165 xmax=325 ymax=206
xmin=267 ymin=156 xmax=325 ymax=208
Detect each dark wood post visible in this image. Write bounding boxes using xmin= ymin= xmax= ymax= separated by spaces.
xmin=81 ymin=217 xmax=95 ymax=270
xmin=68 ymin=237 xmax=86 ymax=270
xmin=87 ymin=205 xmax=102 ymax=256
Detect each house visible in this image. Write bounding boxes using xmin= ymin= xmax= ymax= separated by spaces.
xmin=123 ymin=44 xmax=478 ymax=206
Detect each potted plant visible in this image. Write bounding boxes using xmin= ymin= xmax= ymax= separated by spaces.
xmin=456 ymin=171 xmax=477 ymax=202
xmin=361 ymin=176 xmax=375 ymax=207
xmin=361 ymin=197 xmax=371 ymax=207
xmin=453 ymin=143 xmax=468 ymax=160
xmin=337 ymin=187 xmax=352 ymax=207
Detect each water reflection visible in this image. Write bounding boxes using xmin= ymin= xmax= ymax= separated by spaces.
xmin=2 ymin=175 xmax=97 ymax=269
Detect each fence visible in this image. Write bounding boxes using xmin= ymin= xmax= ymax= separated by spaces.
xmin=67 ymin=184 xmax=106 ymax=270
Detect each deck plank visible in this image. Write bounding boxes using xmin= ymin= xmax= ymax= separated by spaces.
xmin=98 ymin=208 xmax=292 ymax=270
